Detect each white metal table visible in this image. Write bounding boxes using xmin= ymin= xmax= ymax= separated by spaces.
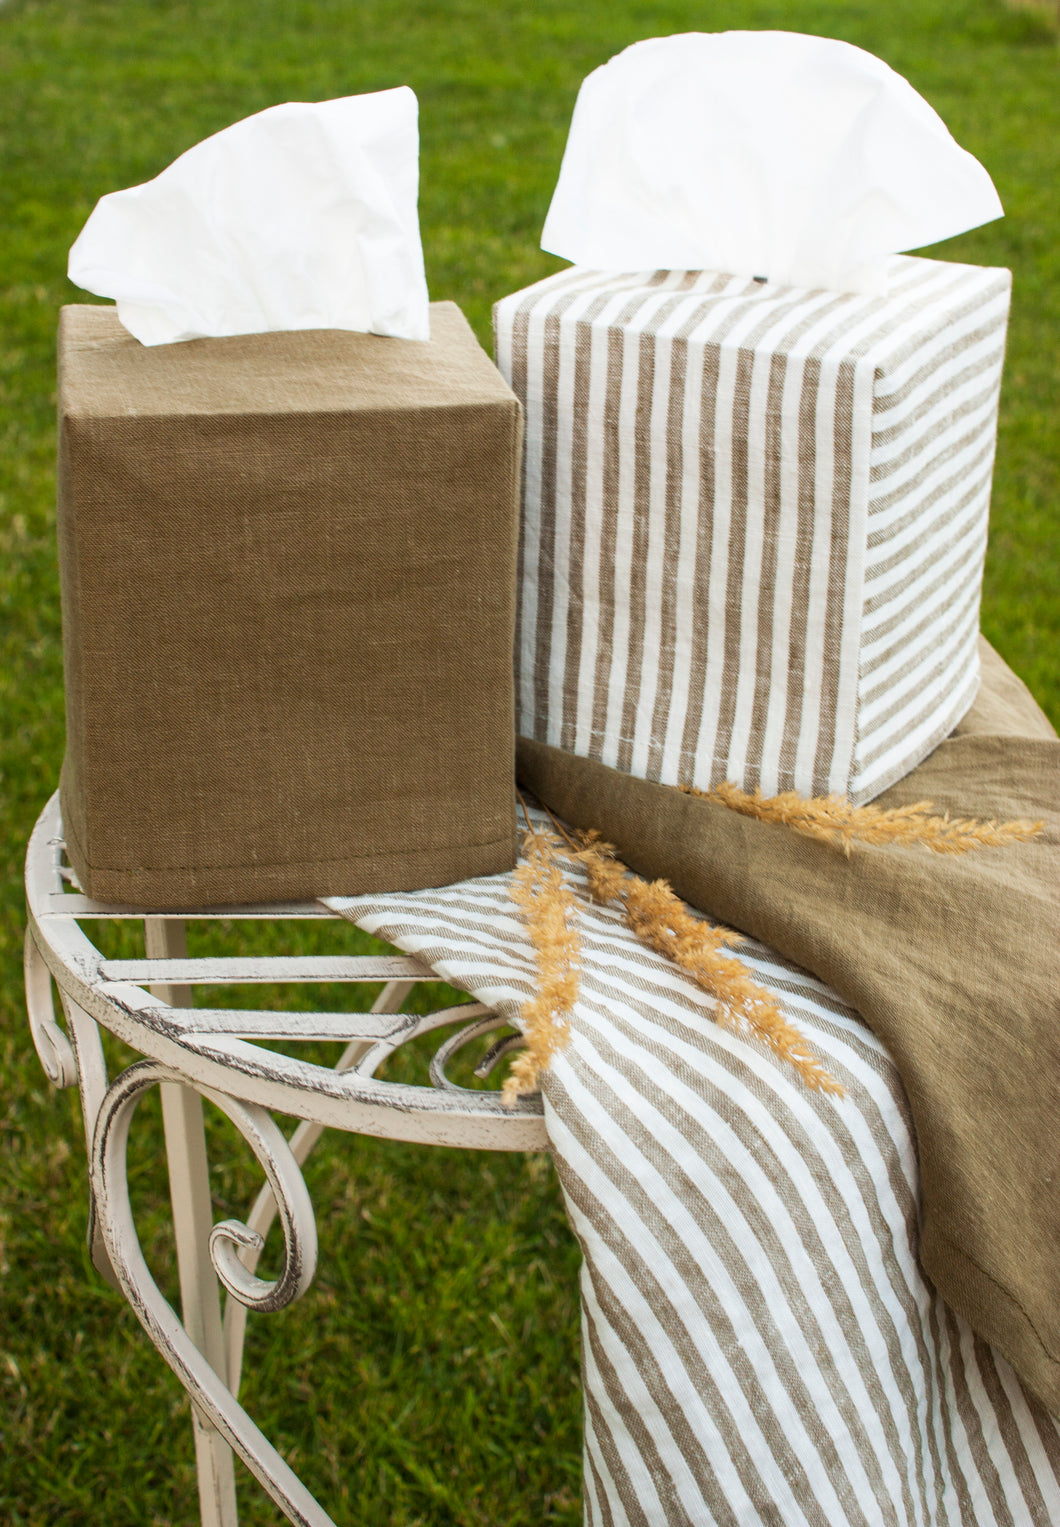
xmin=24 ymin=791 xmax=548 ymax=1527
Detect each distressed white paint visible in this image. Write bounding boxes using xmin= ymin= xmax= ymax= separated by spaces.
xmin=24 ymin=792 xmax=548 ymax=1527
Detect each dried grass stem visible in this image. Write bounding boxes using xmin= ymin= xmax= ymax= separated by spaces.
xmin=681 ymin=780 xmax=1044 ymax=856
xmin=506 ymin=804 xmax=844 ymax=1102
xmin=503 ymin=801 xmax=582 ymax=1105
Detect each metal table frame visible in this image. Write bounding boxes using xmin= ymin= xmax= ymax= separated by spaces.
xmin=24 ymin=792 xmax=547 ymax=1527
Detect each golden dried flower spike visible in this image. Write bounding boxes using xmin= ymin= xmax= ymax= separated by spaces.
xmin=503 ymin=793 xmax=581 ymax=1104
xmin=506 ymin=794 xmax=844 ymax=1099
xmin=570 ymin=831 xmax=844 ymax=1097
xmin=682 ymin=780 xmax=1044 ymax=856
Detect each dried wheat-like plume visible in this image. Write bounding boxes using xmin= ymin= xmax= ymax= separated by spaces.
xmin=506 ymin=804 xmax=844 ymax=1100
xmin=681 ymin=780 xmax=1044 ymax=856
xmin=573 ymin=831 xmax=844 ymax=1096
xmin=503 ymin=811 xmax=581 ymax=1104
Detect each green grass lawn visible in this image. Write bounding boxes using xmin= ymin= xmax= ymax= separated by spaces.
xmin=1 ymin=0 xmax=1057 ymax=1522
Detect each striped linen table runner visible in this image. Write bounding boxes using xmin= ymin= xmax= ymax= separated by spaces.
xmin=494 ymin=255 xmax=1010 ymax=806
xmin=326 ymin=810 xmax=1060 ymax=1526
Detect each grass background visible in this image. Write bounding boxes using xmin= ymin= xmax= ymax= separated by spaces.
xmin=1 ymin=0 xmax=1057 ymax=1522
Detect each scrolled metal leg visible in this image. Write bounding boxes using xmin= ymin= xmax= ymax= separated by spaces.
xmin=145 ymin=916 xmax=239 ymax=1526
xmin=91 ymin=1060 xmax=332 ymax=1527
xmin=24 ymin=925 xmax=78 ymax=1089
xmin=222 ymin=975 xmax=416 ymax=1397
xmin=60 ymin=990 xmax=122 ymax=1290
xmin=161 ymin=1080 xmax=240 ymax=1527
xmin=24 ymin=925 xmax=121 ymax=1288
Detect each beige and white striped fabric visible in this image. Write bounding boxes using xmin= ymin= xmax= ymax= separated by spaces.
xmin=327 ymin=811 xmax=1060 ymax=1526
xmin=494 ymin=256 xmax=1010 ymax=804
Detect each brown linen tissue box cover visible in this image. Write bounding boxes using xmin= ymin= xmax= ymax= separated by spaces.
xmin=56 ymin=301 xmax=522 ymax=907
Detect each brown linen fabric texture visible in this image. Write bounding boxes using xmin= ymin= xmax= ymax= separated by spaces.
xmin=57 ymin=302 xmax=521 ymax=906
xmin=517 ymin=636 xmax=1060 ymax=1417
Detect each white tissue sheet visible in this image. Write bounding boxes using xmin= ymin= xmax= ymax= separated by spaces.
xmin=541 ymin=32 xmax=1003 ymax=294
xmin=68 ymin=89 xmax=430 ymax=345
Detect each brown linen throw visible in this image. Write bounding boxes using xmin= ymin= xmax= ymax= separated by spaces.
xmin=516 ymin=636 xmax=1060 ymax=1417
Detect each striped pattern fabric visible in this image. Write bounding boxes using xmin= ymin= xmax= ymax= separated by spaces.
xmin=326 ymin=811 xmax=1060 ymax=1525
xmin=494 ymin=256 xmax=1010 ymax=805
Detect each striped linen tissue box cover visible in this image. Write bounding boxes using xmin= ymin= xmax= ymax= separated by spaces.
xmin=494 ymin=254 xmax=1011 ymax=804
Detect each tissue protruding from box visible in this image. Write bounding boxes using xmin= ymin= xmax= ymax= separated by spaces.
xmin=68 ymin=89 xmax=430 ymax=345
xmin=541 ymin=32 xmax=1003 ymax=294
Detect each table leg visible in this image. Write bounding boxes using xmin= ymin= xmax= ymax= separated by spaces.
xmin=145 ymin=917 xmax=239 ymax=1527
xmin=25 ymin=924 xmax=118 ymax=1288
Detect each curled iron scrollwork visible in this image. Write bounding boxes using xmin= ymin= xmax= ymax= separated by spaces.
xmin=24 ymin=928 xmax=79 ymax=1089
xmin=90 ymin=1060 xmax=331 ymax=1527
xmin=428 ymin=1008 xmax=527 ymax=1093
